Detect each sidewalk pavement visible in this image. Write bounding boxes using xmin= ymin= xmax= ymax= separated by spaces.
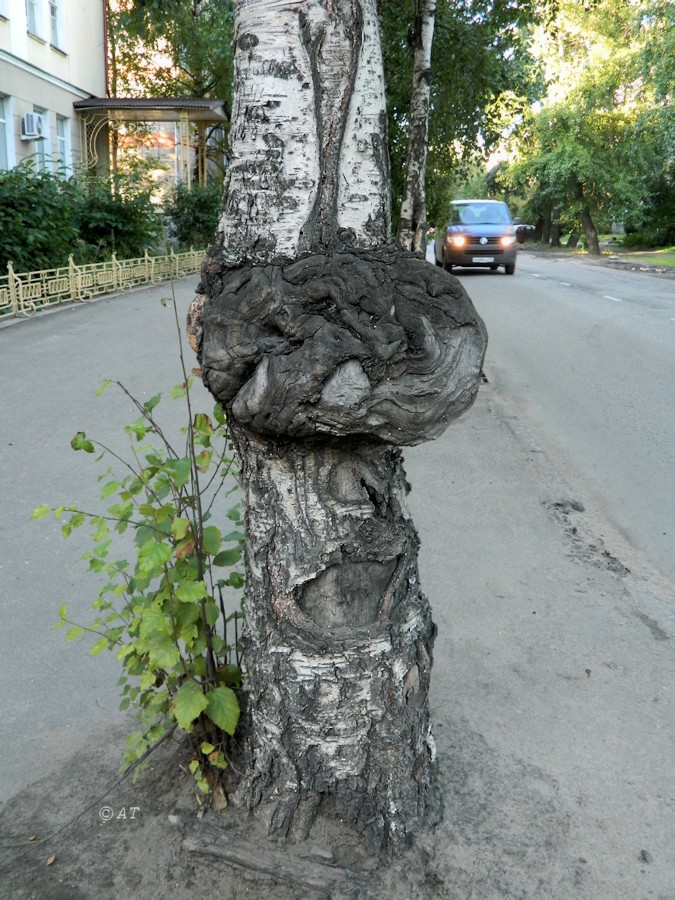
xmin=0 ymin=278 xmax=673 ymax=898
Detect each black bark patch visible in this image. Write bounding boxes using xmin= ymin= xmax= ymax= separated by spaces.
xmin=238 ymin=33 xmax=259 ymax=51
xmin=199 ymin=246 xmax=487 ymax=446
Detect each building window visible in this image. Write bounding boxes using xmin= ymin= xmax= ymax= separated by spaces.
xmin=0 ymin=97 xmax=9 ymax=171
xmin=33 ymin=108 xmax=50 ymax=171
xmin=26 ymin=0 xmax=38 ymax=35
xmin=49 ymin=0 xmax=64 ymax=49
xmin=56 ymin=115 xmax=71 ymax=173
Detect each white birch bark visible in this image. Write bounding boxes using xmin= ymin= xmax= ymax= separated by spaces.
xmin=396 ymin=0 xmax=437 ymax=255
xmin=216 ymin=0 xmax=389 ymax=266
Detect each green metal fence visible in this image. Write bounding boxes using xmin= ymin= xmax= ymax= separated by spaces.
xmin=0 ymin=249 xmax=205 ymax=319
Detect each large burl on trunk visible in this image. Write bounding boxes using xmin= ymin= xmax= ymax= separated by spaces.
xmin=191 ymin=244 xmax=486 ymax=854
xmin=187 ymin=0 xmax=487 ymax=858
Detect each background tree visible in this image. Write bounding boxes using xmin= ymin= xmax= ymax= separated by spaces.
xmin=188 ymin=0 xmax=486 ymax=857
xmin=500 ymin=0 xmax=673 ymax=251
xmin=625 ymin=0 xmax=674 ymax=244
xmin=108 ymin=0 xmax=234 ymax=101
xmin=381 ymin=0 xmax=536 ymax=230
xmin=396 ymin=0 xmax=437 ymax=255
xmin=107 ymin=0 xmax=235 ymax=183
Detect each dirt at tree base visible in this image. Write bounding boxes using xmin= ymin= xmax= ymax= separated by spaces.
xmin=0 ymin=729 xmax=422 ymax=899
xmin=0 ymin=714 xmax=581 ymax=900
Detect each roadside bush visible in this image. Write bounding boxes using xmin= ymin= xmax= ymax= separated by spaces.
xmin=0 ymin=163 xmax=80 ymax=271
xmin=164 ymin=180 xmax=222 ymax=250
xmin=0 ymin=164 xmax=163 ymax=272
xmin=74 ymin=175 xmax=162 ymax=262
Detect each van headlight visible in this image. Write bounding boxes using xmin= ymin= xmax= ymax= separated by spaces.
xmin=500 ymin=235 xmax=516 ymax=247
xmin=448 ymin=235 xmax=467 ymax=247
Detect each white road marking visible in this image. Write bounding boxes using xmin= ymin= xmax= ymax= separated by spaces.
xmin=604 ymin=295 xmax=623 ymax=302
xmin=560 ymin=282 xmax=572 ymax=286
xmin=531 ymin=274 xmax=542 ymax=278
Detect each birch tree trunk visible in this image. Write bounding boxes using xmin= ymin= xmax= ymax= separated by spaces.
xmin=396 ymin=0 xmax=437 ymax=255
xmin=188 ymin=0 xmax=487 ymax=857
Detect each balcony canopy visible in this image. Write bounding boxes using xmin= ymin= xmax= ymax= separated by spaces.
xmin=73 ymin=98 xmax=229 ymax=185
xmin=73 ymin=97 xmax=228 ymax=123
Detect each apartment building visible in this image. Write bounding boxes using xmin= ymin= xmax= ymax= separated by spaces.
xmin=0 ymin=0 xmax=106 ymax=173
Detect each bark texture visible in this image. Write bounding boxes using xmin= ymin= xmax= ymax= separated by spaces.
xmin=232 ymin=428 xmax=442 ymax=854
xmin=189 ymin=0 xmax=487 ymax=858
xmin=580 ymin=204 xmax=601 ymax=255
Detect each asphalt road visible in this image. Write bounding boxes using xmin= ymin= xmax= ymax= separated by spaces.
xmin=450 ymin=249 xmax=675 ymax=589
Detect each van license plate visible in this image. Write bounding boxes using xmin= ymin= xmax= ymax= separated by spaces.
xmin=473 ymin=256 xmax=494 ymax=263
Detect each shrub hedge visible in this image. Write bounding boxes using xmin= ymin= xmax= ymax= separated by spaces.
xmin=0 ymin=165 xmax=222 ymax=272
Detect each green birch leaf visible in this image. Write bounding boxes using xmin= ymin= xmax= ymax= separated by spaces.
xmin=174 ymin=580 xmax=207 ymax=603
xmin=202 ymin=526 xmax=221 ymax=556
xmin=204 ymin=600 xmax=220 ymax=627
xmin=117 ymin=644 xmax=136 ymax=662
xmin=138 ymin=606 xmax=172 ymax=640
xmin=140 ymin=670 xmax=157 ymax=690
xmin=147 ymin=634 xmax=181 ymax=669
xmin=89 ymin=636 xmax=109 ymax=656
xmin=225 ymin=572 xmax=245 ymax=589
xmin=101 ymin=481 xmax=120 ymax=499
xmin=137 ymin=539 xmax=173 ymax=575
xmin=71 ymin=432 xmax=95 ymax=453
xmin=217 ymin=664 xmax=242 ymax=688
xmin=213 ymin=548 xmax=241 ymax=567
xmin=166 ymin=458 xmax=191 ymax=488
xmin=65 ymin=625 xmax=85 ymax=641
xmin=143 ymin=394 xmax=162 ymax=413
xmin=171 ymin=517 xmax=192 ymax=540
xmin=173 ymin=680 xmax=208 ymax=731
xmin=206 ymin=686 xmax=240 ymax=735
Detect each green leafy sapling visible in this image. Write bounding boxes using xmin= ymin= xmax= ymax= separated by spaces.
xmin=33 ymin=298 xmax=245 ymax=794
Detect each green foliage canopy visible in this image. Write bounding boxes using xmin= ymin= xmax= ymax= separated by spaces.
xmin=500 ymin=0 xmax=674 ymax=244
xmin=108 ymin=0 xmax=234 ymax=104
xmin=380 ymin=0 xmax=539 ymax=226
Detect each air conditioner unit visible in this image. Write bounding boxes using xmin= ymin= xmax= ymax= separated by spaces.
xmin=21 ymin=112 xmax=46 ymax=141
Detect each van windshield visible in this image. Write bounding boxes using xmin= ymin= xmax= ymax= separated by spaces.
xmin=451 ymin=203 xmax=511 ymax=226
